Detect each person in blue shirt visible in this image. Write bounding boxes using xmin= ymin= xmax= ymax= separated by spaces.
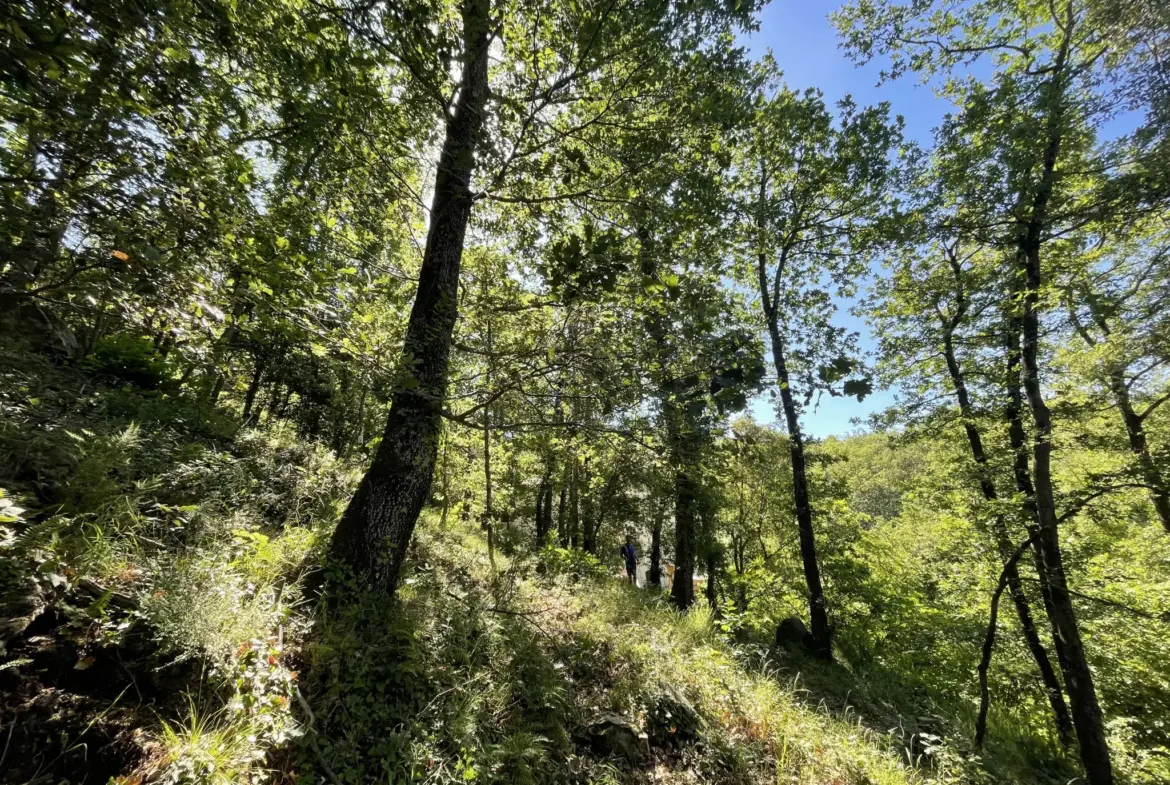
xmin=620 ymin=535 xmax=637 ymax=586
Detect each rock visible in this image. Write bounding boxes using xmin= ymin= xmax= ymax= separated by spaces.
xmin=646 ymin=685 xmax=701 ymax=749
xmin=586 ymin=712 xmax=649 ymax=763
xmin=773 ymin=616 xmax=811 ymax=651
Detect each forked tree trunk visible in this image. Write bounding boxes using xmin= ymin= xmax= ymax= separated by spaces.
xmin=940 ymin=323 xmax=1073 ymax=746
xmin=326 ymin=0 xmax=492 ymax=593
xmin=1013 ymin=23 xmax=1113 ymax=778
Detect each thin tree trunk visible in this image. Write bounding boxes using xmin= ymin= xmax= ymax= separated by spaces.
xmin=1067 ymin=306 xmax=1170 ymax=532
xmin=438 ymin=446 xmax=452 ymax=529
xmin=940 ymin=316 xmax=1073 ymax=745
xmin=326 ymin=0 xmax=492 ymax=593
xmin=355 ymin=381 xmax=368 ymax=453
xmin=705 ymin=549 xmax=719 ymax=615
xmin=483 ymin=399 xmax=495 ymax=569
xmin=242 ymin=356 xmax=264 ymax=425
xmin=535 ymin=467 xmax=550 ymax=543
xmin=206 ymin=271 xmax=249 ymax=403
xmin=1108 ymin=369 xmax=1170 ymax=532
xmin=769 ymin=327 xmax=831 ymax=659
xmin=557 ymin=461 xmax=570 ymax=547
xmin=482 ymin=301 xmax=495 ymax=570
xmin=568 ymin=459 xmax=580 ymax=549
xmin=755 ymin=161 xmax=831 ymax=660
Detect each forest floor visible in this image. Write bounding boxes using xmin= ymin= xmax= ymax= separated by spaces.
xmin=0 ymin=348 xmax=1079 ymax=785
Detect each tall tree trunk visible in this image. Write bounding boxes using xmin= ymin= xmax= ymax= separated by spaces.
xmin=1013 ymin=22 xmax=1113 ymax=777
xmin=670 ymin=465 xmax=699 ymax=610
xmin=755 ymin=161 xmax=831 ymax=659
xmin=665 ymin=406 xmax=700 ymax=610
xmin=1004 ymin=318 xmax=1069 ymax=678
xmin=940 ymin=324 xmax=1073 ymax=745
xmin=768 ymin=326 xmax=831 ymax=659
xmin=326 ymin=0 xmax=492 ymax=593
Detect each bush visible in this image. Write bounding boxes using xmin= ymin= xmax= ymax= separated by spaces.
xmin=84 ymin=333 xmax=174 ymax=389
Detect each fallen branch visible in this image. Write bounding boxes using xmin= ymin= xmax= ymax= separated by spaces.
xmin=294 ymin=686 xmax=343 ymax=785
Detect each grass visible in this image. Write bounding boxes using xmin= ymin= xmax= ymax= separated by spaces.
xmin=290 ymin=523 xmax=943 ymax=785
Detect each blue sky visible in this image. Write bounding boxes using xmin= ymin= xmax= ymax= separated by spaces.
xmin=740 ymin=1 xmax=950 ymax=438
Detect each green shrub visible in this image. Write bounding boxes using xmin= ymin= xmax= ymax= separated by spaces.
xmin=84 ymin=333 xmax=174 ymax=389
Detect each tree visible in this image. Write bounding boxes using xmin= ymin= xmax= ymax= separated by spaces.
xmin=738 ymin=69 xmax=903 ymax=658
xmin=327 ymin=0 xmax=762 ymax=593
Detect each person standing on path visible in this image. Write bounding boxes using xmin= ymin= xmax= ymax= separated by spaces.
xmin=620 ymin=535 xmax=637 ymax=586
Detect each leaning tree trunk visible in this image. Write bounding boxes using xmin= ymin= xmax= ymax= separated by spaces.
xmin=940 ymin=325 xmax=1073 ymax=746
xmin=326 ymin=0 xmax=492 ymax=593
xmin=1013 ymin=29 xmax=1113 ymax=777
xmin=1017 ymin=251 xmax=1112 ymax=783
xmin=1108 ymin=368 xmax=1170 ymax=533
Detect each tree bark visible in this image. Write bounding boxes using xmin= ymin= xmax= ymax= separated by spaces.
xmin=940 ymin=322 xmax=1073 ymax=746
xmin=649 ymin=496 xmax=664 ymax=587
xmin=1067 ymin=305 xmax=1170 ymax=533
xmin=1108 ymin=368 xmax=1170 ymax=532
xmin=665 ymin=404 xmax=700 ymax=610
xmin=242 ymin=355 xmax=264 ymax=425
xmin=1012 ymin=21 xmax=1113 ymax=777
xmin=326 ymin=0 xmax=492 ymax=593
xmin=670 ymin=464 xmax=699 ymax=610
xmin=557 ymin=461 xmax=570 ymax=547
xmin=755 ymin=161 xmax=831 ymax=659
